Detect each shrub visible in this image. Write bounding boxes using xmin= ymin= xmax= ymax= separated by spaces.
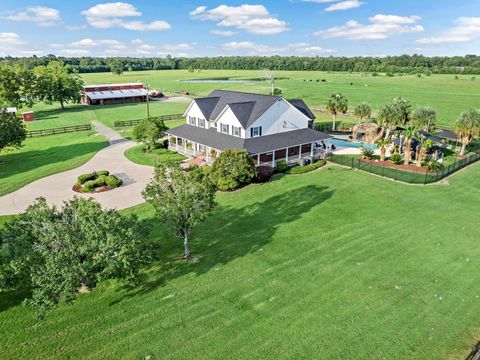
xmin=275 ymin=160 xmax=288 ymax=173
xmin=287 ymin=160 xmax=326 ymax=174
xmin=391 ymin=153 xmax=403 ymax=165
xmin=210 ymin=150 xmax=257 ymax=191
xmin=105 ymin=175 xmax=123 ymax=188
xmin=96 ymin=170 xmax=110 ymax=177
xmin=361 ymin=148 xmax=375 ymax=159
xmin=77 ymin=172 xmax=96 ymax=185
xmin=82 ymin=175 xmax=108 ymax=192
xmin=255 ymin=166 xmax=274 ymax=183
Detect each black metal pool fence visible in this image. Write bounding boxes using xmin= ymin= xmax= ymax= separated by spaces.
xmin=327 ymin=144 xmax=480 ymax=184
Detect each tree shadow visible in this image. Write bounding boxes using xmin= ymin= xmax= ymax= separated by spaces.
xmin=0 ymin=141 xmax=109 ymax=180
xmin=33 ymin=104 xmax=94 ymax=121
xmin=0 ymin=288 xmax=30 ymax=312
xmin=111 ymin=184 xmax=333 ymax=304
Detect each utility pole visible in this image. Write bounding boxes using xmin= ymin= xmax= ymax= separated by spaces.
xmin=145 ymin=83 xmax=150 ymax=119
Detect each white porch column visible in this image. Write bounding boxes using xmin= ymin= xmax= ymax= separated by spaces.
xmin=310 ymin=142 xmax=314 ymax=158
xmin=298 ymin=145 xmax=302 ymax=159
xmin=193 ymin=142 xmax=196 ymax=156
xmin=285 ymin=148 xmax=289 ymax=163
xmin=257 ymin=154 xmax=260 ymax=165
xmin=272 ymin=151 xmax=276 ymax=168
xmin=206 ymin=147 xmax=210 ymax=162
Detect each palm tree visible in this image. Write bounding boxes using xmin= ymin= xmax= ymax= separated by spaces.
xmin=412 ymin=106 xmax=437 ymax=132
xmin=416 ymin=139 xmax=433 ymax=167
xmin=326 ymin=93 xmax=348 ymax=130
xmin=455 ymin=109 xmax=480 ymax=156
xmin=402 ymin=126 xmax=418 ymax=165
xmin=375 ymin=138 xmax=390 ymax=162
xmin=377 ymin=103 xmax=398 ymax=139
xmin=354 ymin=102 xmax=371 ymax=123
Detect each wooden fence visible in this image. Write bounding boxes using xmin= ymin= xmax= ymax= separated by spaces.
xmin=26 ymin=124 xmax=92 ymax=138
xmin=114 ymin=113 xmax=184 ymax=127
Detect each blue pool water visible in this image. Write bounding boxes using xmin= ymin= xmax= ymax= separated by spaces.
xmin=326 ymin=138 xmax=377 ymax=151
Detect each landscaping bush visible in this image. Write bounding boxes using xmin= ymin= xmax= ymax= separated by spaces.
xmin=105 ymin=175 xmax=123 ymax=188
xmin=76 ymin=171 xmax=122 ymax=192
xmin=287 ymin=160 xmax=326 ymax=174
xmin=390 ymin=153 xmax=403 ymax=165
xmin=255 ymin=166 xmax=274 ymax=183
xmin=77 ymin=172 xmax=96 ymax=185
xmin=210 ymin=150 xmax=257 ymax=191
xmin=361 ymin=148 xmax=375 ymax=159
xmin=275 ymin=160 xmax=288 ymax=173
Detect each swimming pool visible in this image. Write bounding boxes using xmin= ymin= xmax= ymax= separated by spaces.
xmin=326 ymin=138 xmax=377 ymax=151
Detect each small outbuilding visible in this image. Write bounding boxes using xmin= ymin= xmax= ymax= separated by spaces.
xmin=81 ymin=83 xmax=148 ymax=106
xmin=21 ymin=111 xmax=35 ymax=122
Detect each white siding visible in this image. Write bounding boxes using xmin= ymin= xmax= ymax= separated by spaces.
xmin=184 ymin=101 xmax=209 ymax=128
xmin=215 ymin=107 xmax=245 ymax=138
xmin=246 ymin=98 xmax=310 ymax=138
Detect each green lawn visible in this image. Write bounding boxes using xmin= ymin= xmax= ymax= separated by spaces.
xmin=82 ymin=69 xmax=480 ymax=127
xmin=0 ymin=131 xmax=108 ymax=196
xmin=124 ymin=145 xmax=185 ymax=166
xmin=1 ymin=164 xmax=480 ymax=359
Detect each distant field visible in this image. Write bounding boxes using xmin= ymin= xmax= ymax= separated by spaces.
xmin=81 ymin=69 xmax=480 ymax=127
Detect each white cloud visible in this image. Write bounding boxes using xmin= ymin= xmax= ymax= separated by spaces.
xmin=59 ymin=49 xmax=92 ymax=56
xmin=71 ymin=38 xmax=127 ymax=51
xmin=416 ymin=17 xmax=480 ymax=45
xmin=221 ymin=41 xmax=336 ymax=55
xmin=4 ymin=6 xmax=61 ymax=27
xmin=82 ymin=2 xmax=171 ymax=31
xmin=325 ymin=0 xmax=364 ymax=12
xmin=0 ymin=32 xmax=45 ymax=56
xmin=314 ymin=14 xmax=423 ymax=40
xmin=190 ymin=4 xmax=289 ymax=35
xmin=211 ymin=30 xmax=237 ymax=37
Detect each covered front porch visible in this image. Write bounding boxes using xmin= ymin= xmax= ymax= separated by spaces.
xmin=167 ymin=134 xmax=220 ymax=164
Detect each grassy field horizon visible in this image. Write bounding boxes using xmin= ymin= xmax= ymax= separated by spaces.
xmin=79 ymin=69 xmax=480 ymax=128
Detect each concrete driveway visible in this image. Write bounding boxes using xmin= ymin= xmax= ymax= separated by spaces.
xmin=0 ymin=121 xmax=154 ymax=215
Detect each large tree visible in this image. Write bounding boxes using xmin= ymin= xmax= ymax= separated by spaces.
xmin=0 ymin=111 xmax=26 ymax=155
xmin=0 ymin=65 xmax=36 ymax=108
xmin=210 ymin=149 xmax=257 ymax=191
xmin=326 ymin=93 xmax=348 ymax=130
xmin=109 ymin=59 xmax=124 ymax=76
xmin=34 ymin=61 xmax=84 ymax=110
xmin=412 ymin=106 xmax=437 ymax=132
xmin=0 ymin=197 xmax=149 ymax=316
xmin=455 ymin=109 xmax=480 ymax=156
xmin=143 ymin=163 xmax=216 ymax=260
xmin=132 ymin=117 xmax=168 ymax=151
xmin=353 ymin=102 xmax=371 ymax=123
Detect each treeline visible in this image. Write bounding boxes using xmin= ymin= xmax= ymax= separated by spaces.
xmin=1 ymin=54 xmax=480 ymax=74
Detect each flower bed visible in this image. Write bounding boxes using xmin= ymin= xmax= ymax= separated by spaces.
xmin=73 ymin=170 xmax=123 ymax=193
xmin=359 ymin=157 xmax=431 ymax=173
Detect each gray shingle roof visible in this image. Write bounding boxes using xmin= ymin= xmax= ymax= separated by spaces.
xmin=166 ymin=124 xmax=330 ymax=154
xmin=289 ymin=99 xmax=316 ymax=120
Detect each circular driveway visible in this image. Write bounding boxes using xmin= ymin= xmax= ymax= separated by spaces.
xmin=0 ymin=121 xmax=154 ymax=215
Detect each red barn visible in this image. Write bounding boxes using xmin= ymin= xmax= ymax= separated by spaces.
xmin=81 ymin=83 xmax=148 ymax=106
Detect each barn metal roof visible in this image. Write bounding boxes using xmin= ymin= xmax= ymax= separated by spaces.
xmin=85 ymin=88 xmax=148 ymax=100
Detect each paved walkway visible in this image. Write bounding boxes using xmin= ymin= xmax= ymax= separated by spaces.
xmin=0 ymin=121 xmax=154 ymax=215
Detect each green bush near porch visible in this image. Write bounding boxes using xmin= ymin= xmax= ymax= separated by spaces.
xmin=286 ymin=159 xmax=326 ymax=174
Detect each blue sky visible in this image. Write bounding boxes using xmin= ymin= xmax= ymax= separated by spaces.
xmin=0 ymin=0 xmax=479 ymax=57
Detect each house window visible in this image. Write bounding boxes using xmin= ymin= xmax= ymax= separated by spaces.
xmin=250 ymin=126 xmax=262 ymax=137
xmin=189 ymin=116 xmax=196 ymax=125
xmin=232 ymin=126 xmax=241 ymax=137
xmin=198 ymin=118 xmax=206 ymax=128
xmin=221 ymin=123 xmax=229 ymax=134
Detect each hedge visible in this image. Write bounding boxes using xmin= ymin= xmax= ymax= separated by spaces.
xmin=286 ymin=160 xmax=326 ymax=174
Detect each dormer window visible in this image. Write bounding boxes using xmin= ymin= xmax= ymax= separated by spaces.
xmin=198 ymin=118 xmax=205 ymax=128
xmin=188 ymin=116 xmax=196 ymax=125
xmin=250 ymin=126 xmax=262 ymax=137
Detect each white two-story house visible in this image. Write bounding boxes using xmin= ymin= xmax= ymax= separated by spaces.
xmin=165 ymin=90 xmax=330 ymax=167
